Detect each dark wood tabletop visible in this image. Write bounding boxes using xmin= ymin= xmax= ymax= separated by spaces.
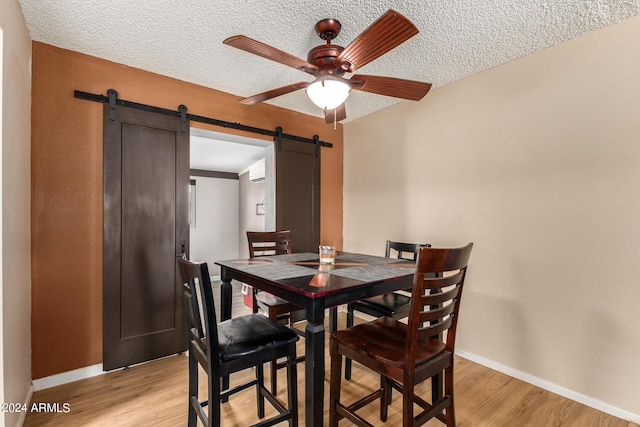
xmin=216 ymin=252 xmax=416 ymax=427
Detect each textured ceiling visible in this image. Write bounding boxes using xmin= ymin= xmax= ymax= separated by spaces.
xmin=18 ymin=0 xmax=640 ymax=122
xmin=190 ymin=129 xmax=270 ymax=173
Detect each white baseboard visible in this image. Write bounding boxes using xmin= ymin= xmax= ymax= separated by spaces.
xmin=31 ymin=354 xmax=187 ymax=392
xmin=32 ymin=363 xmax=105 ymax=392
xmin=456 ymin=350 xmax=640 ymax=424
xmin=15 ymin=384 xmax=34 ymax=426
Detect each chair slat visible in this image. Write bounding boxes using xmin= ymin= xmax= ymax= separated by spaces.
xmin=418 ymin=286 xmax=460 ymax=307
xmin=421 ymin=270 xmax=464 ymax=289
xmin=418 ymin=301 xmax=455 ymax=323
xmin=247 ymin=230 xmax=292 ymax=257
xmin=418 ymin=316 xmax=453 ymax=340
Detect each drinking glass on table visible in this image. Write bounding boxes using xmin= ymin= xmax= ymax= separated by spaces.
xmin=319 ymin=246 xmax=336 ymax=264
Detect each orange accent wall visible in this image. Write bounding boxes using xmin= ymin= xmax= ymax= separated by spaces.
xmin=31 ymin=42 xmax=344 ymax=379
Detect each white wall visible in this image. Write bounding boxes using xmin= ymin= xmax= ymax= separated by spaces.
xmin=344 ymin=16 xmax=640 ymax=422
xmin=189 ymin=176 xmax=239 ymax=277
xmin=189 ymin=171 xmax=267 ymax=274
xmin=0 ymin=1 xmax=32 ymax=426
xmin=238 ymin=171 xmax=265 ymax=258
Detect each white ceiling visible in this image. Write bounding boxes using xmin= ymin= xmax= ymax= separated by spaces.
xmin=18 ymin=0 xmax=640 ymax=124
xmin=190 ymin=129 xmax=270 ymax=173
xmin=17 ymin=1 xmax=640 ymax=171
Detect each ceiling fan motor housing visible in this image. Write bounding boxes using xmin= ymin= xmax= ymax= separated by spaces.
xmin=307 ymin=44 xmax=345 ymax=74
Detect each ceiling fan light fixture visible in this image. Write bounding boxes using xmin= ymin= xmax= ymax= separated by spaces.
xmin=306 ymin=77 xmax=350 ymax=110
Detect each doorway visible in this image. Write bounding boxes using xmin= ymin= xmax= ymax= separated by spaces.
xmin=189 ymin=127 xmax=322 ymax=265
xmin=189 ymin=128 xmax=275 ymax=279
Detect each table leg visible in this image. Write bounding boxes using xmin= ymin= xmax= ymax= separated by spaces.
xmin=305 ymin=302 xmax=325 ymax=426
xmin=220 ymin=269 xmax=233 ymax=322
xmin=220 ymin=268 xmax=233 ymax=402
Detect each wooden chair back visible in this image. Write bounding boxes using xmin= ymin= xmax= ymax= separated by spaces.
xmin=177 ymin=258 xmax=220 ymax=363
xmin=245 ymin=229 xmax=302 ymax=395
xmin=247 ymin=230 xmax=292 ymax=257
xmin=385 ymin=240 xmax=431 ymax=261
xmin=407 ymin=243 xmax=474 ymax=362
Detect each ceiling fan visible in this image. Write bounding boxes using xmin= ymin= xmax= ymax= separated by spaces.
xmin=223 ymin=9 xmax=432 ymax=124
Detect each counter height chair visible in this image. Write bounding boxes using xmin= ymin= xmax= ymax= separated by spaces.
xmin=343 ymin=240 xmax=430 ymax=380
xmin=246 ymin=230 xmax=306 ymax=394
xmin=329 ymin=243 xmax=473 ymax=427
xmin=178 ymin=257 xmax=299 ymax=427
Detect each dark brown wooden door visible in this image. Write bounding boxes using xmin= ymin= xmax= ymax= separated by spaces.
xmin=103 ymin=105 xmax=189 ymax=371
xmin=275 ymin=137 xmax=320 ymax=253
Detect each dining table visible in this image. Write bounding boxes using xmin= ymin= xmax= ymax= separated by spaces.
xmin=216 ymin=251 xmax=416 ymax=427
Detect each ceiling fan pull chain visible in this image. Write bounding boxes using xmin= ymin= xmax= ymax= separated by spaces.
xmin=334 ymin=108 xmax=337 ymax=131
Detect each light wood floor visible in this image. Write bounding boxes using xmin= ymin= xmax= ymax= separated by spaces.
xmin=24 ymin=324 xmax=637 ymax=426
xmin=24 ymin=284 xmax=637 ymax=426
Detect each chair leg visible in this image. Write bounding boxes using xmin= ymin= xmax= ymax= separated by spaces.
xmin=383 ymin=375 xmax=393 ymax=407
xmin=380 ymin=375 xmax=390 ymax=422
xmin=286 ymin=346 xmax=299 ymax=427
xmin=269 ymin=308 xmax=281 ymax=394
xmin=209 ymin=371 xmax=221 ymax=427
xmin=221 ymin=376 xmax=229 ymax=404
xmin=187 ymin=347 xmax=198 ymax=427
xmin=329 ymin=339 xmax=343 ymax=427
xmin=329 ymin=307 xmax=338 ymax=333
xmin=432 ymin=372 xmax=443 ymax=406
xmin=270 ymin=360 xmax=278 ymax=395
xmin=346 ymin=304 xmax=355 ymax=329
xmin=345 ymin=304 xmax=354 ymax=380
xmin=256 ymin=362 xmax=266 ymax=419
xmin=445 ymin=365 xmax=456 ymax=427
xmin=252 ymin=287 xmax=259 ymax=314
xmin=210 ymin=392 xmax=221 ymax=427
xmin=402 ymin=380 xmax=415 ymax=427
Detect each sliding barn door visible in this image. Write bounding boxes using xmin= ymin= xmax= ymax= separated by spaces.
xmin=275 ymin=136 xmax=320 ymax=253
xmin=103 ymin=105 xmax=189 ymax=370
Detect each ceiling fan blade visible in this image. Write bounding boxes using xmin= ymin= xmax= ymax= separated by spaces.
xmin=349 ymin=74 xmax=432 ymax=101
xmin=224 ymin=35 xmax=318 ymax=74
xmin=336 ymin=9 xmax=419 ymax=72
xmin=325 ymin=103 xmax=347 ymax=124
xmin=240 ymin=82 xmax=310 ymax=105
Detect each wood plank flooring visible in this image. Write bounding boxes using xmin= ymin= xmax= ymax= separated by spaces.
xmin=24 ymin=282 xmax=637 ymax=426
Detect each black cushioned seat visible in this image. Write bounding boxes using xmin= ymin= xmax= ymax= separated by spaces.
xmin=351 ymin=293 xmax=412 ymax=318
xmin=218 ymin=314 xmax=298 ymax=361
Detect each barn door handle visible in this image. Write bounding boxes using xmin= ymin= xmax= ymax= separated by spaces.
xmin=179 ymin=240 xmax=187 ymax=259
